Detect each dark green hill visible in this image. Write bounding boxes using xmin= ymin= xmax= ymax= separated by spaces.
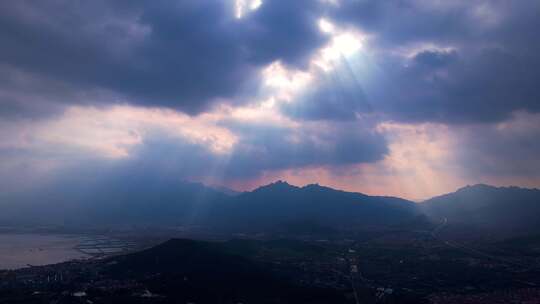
xmin=108 ymin=238 xmax=350 ymax=303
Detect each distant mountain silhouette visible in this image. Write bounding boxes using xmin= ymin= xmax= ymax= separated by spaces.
xmin=1 ymin=179 xmax=425 ymax=232
xmin=0 ymin=179 xmax=420 ymax=232
xmin=204 ymin=181 xmax=420 ymax=233
xmin=7 ymin=177 xmax=540 ymax=239
xmin=422 ymin=184 xmax=540 ymax=238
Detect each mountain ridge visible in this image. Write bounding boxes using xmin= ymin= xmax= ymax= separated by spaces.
xmin=3 ymin=178 xmax=540 ymax=239
xmin=204 ymin=180 xmax=421 ymax=233
xmin=421 ymin=183 xmax=540 ymax=238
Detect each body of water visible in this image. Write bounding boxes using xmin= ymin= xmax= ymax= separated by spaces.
xmin=0 ymin=233 xmax=89 ymax=270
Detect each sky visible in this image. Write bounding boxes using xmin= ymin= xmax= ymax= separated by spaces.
xmin=1 ymin=0 xmax=539 ymax=200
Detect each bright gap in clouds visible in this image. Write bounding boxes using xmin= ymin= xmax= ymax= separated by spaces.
xmin=258 ymin=18 xmax=366 ymax=109
xmin=314 ymin=18 xmax=366 ymax=72
xmin=262 ymin=61 xmax=312 ymax=102
xmin=218 ymin=16 xmax=368 ymax=126
xmin=29 ymin=105 xmax=238 ymax=159
xmin=316 ymin=34 xmax=363 ymax=71
xmin=318 ymin=18 xmax=335 ymax=34
xmin=235 ymin=0 xmax=263 ymax=18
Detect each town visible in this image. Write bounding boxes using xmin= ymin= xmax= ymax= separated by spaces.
xmin=2 ymin=227 xmax=540 ymax=303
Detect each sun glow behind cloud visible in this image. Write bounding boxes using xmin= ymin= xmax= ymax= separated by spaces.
xmin=223 ymin=16 xmax=368 ymax=130
xmin=235 ymin=0 xmax=263 ymax=18
xmin=318 ymin=18 xmax=335 ymax=34
xmin=254 ymin=17 xmax=366 ymax=113
xmin=262 ymin=61 xmax=313 ymax=102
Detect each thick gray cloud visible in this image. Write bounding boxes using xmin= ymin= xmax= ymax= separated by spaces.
xmin=332 ymin=0 xmax=540 ymax=51
xmin=0 ymin=63 xmax=120 ymax=119
xmin=321 ymin=0 xmax=540 ymax=124
xmin=282 ymin=1 xmax=540 ymax=124
xmin=0 ymin=0 xmax=327 ymax=116
xmin=454 ymin=113 xmax=540 ymax=179
xmin=2 ymin=0 xmax=539 ymax=124
xmin=366 ymin=47 xmax=540 ymax=124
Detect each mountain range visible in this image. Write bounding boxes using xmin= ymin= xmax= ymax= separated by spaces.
xmin=2 ymin=178 xmax=539 ymax=239
xmin=202 ymin=181 xmax=420 ymax=233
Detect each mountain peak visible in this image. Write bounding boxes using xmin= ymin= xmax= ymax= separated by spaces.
xmin=273 ymin=180 xmax=291 ymax=185
xmin=454 ymin=183 xmax=539 ymax=195
xmin=303 ymin=183 xmax=322 ymax=188
xmin=456 ymin=183 xmax=496 ymax=192
xmin=302 ymin=183 xmax=334 ymax=192
xmin=253 ymin=180 xmax=298 ymax=192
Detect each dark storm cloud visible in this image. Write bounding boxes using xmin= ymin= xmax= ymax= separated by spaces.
xmin=0 ymin=0 xmax=327 ymax=116
xmin=331 ymin=0 xmax=540 ymax=51
xmin=2 ymin=0 xmax=539 ymax=124
xmin=330 ymin=1 xmax=476 ymax=47
xmin=454 ymin=113 xmax=540 ymax=178
xmin=0 ymin=63 xmax=120 ymax=119
xmin=289 ymin=0 xmax=540 ymax=124
xmin=240 ymin=0 xmax=325 ymax=67
xmin=366 ymin=47 xmax=540 ymax=124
